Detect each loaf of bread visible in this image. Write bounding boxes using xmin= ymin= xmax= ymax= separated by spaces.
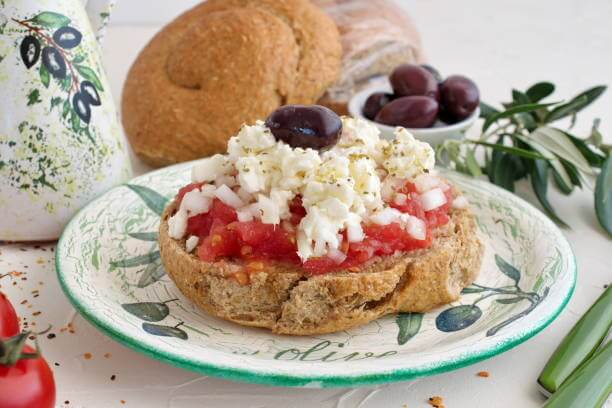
xmin=313 ymin=0 xmax=425 ymax=115
xmin=159 ymin=199 xmax=483 ymax=335
xmin=122 ymin=0 xmax=342 ymax=167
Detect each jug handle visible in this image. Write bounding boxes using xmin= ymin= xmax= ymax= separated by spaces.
xmin=83 ymin=0 xmax=117 ymax=44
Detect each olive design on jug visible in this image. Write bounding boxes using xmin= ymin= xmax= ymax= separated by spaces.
xmin=13 ymin=12 xmax=105 ymax=134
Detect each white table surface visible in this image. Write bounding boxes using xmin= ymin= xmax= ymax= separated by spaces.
xmin=1 ymin=0 xmax=611 ymax=407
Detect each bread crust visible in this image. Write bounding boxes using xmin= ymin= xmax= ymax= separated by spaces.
xmin=159 ymin=198 xmax=483 ymax=335
xmin=121 ymin=0 xmax=341 ymax=167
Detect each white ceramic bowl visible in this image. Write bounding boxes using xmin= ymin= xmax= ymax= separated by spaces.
xmin=348 ymin=84 xmax=480 ymax=146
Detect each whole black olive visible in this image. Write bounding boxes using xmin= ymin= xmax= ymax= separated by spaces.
xmin=374 ymin=96 xmax=438 ymax=128
xmin=390 ymin=64 xmax=439 ymax=100
xmin=41 ymin=46 xmax=67 ymax=79
xmin=420 ymin=64 xmax=443 ymax=83
xmin=53 ymin=26 xmax=82 ymax=49
xmin=440 ymin=75 xmax=480 ymax=122
xmin=73 ymin=92 xmax=91 ymax=124
xmin=80 ymin=80 xmax=101 ymax=106
xmin=363 ymin=92 xmax=394 ymax=120
xmin=20 ymin=35 xmax=41 ymax=69
xmin=265 ymin=105 xmax=342 ymax=150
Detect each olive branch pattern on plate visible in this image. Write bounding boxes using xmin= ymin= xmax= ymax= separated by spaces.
xmin=14 ymin=12 xmax=103 ymax=140
xmin=56 ymin=163 xmax=575 ymax=387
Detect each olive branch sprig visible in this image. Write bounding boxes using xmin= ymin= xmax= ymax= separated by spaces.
xmin=13 ymin=17 xmax=80 ymax=95
xmin=437 ymin=82 xmax=612 ymax=236
xmin=13 ymin=12 xmax=104 ymax=139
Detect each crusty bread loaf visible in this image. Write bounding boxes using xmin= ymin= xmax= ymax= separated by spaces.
xmin=122 ymin=0 xmax=342 ymax=167
xmin=159 ymin=198 xmax=483 ymax=335
xmin=313 ymin=0 xmax=425 ymax=115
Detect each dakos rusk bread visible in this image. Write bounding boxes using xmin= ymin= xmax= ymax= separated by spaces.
xmin=122 ymin=0 xmax=342 ymax=167
xmin=156 ymin=107 xmax=483 ymax=336
xmin=159 ymin=200 xmax=482 ymax=335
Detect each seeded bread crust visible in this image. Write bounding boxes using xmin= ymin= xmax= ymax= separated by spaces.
xmin=121 ymin=0 xmax=342 ymax=167
xmin=158 ymin=198 xmax=483 ymax=335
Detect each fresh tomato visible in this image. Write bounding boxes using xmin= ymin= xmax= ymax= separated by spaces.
xmin=0 ymin=337 xmax=55 ymax=408
xmin=0 ymin=274 xmax=19 ymax=338
xmin=176 ymin=180 xmax=454 ymax=275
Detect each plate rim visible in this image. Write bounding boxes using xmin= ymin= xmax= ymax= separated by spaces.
xmin=55 ymin=163 xmax=577 ymax=388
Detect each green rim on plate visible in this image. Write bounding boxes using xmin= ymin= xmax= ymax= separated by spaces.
xmin=56 ymin=163 xmax=576 ymax=388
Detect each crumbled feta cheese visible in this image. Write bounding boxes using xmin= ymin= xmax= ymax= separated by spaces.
xmin=402 ymin=215 xmax=426 ymax=240
xmin=201 ymin=184 xmax=216 ymax=198
xmin=257 ymin=194 xmax=280 ymax=224
xmin=214 ymin=184 xmax=244 ymax=209
xmin=414 ymin=173 xmax=440 ymax=193
xmin=192 ymin=154 xmax=231 ymax=183
xmin=382 ymin=128 xmax=435 ymax=179
xmin=370 ymin=207 xmax=403 ymax=225
xmin=269 ymin=188 xmax=294 ymax=220
xmin=185 ymin=236 xmax=199 ymax=253
xmin=420 ymin=188 xmax=447 ymax=211
xmin=168 ymin=209 xmax=188 ymax=239
xmin=236 ymin=207 xmax=254 ymax=222
xmin=214 ymin=175 xmax=237 ymax=188
xmin=180 ymin=189 xmax=211 ymax=215
xmin=182 ymin=117 xmax=443 ymax=261
xmin=346 ymin=213 xmax=365 ymax=243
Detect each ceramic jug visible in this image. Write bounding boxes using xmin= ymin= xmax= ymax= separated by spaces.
xmin=0 ymin=0 xmax=132 ymax=241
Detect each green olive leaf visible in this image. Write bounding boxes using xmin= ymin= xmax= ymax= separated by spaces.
xmin=482 ymin=101 xmax=558 ymax=132
xmin=61 ymin=100 xmax=71 ymax=119
xmin=496 ymin=297 xmax=525 ymax=304
xmin=526 ymin=82 xmax=555 ymax=102
xmin=545 ymin=85 xmax=607 ymax=123
xmin=60 ymin=75 xmax=71 ymax=91
xmin=552 ymin=165 xmax=574 ymax=195
xmin=128 ymin=231 xmax=159 ymax=241
xmin=530 ymin=160 xmax=569 ymax=227
xmin=461 ymin=286 xmax=486 ymax=294
xmin=512 ymin=89 xmax=531 ymax=104
xmin=465 ymin=149 xmax=483 ymax=177
xmin=489 ymin=153 xmax=517 ymax=191
xmin=122 ymin=301 xmax=170 ymax=322
xmin=110 ymin=251 xmax=161 ymax=269
xmin=142 ymin=323 xmax=188 ymax=340
xmin=137 ymin=261 xmax=166 ymax=288
xmin=396 ymin=313 xmax=423 ymax=345
xmin=471 ymin=140 xmax=547 ymax=160
xmin=495 ymin=254 xmax=521 ymax=284
xmin=28 ymin=12 xmax=70 ymax=28
xmin=529 ymin=127 xmax=594 ymax=175
xmin=72 ymin=54 xmax=86 ymax=64
xmin=126 ymin=184 xmax=169 ymax=216
xmin=39 ymin=64 xmax=49 ymax=88
xmin=70 ymin=109 xmax=80 ymax=133
xmin=566 ymin=131 xmax=606 ymax=168
xmin=74 ymin=64 xmax=104 ymax=92
xmin=479 ymin=102 xmax=500 ymax=120
xmin=517 ymin=134 xmax=574 ymax=188
xmin=595 ymin=155 xmax=612 ymax=236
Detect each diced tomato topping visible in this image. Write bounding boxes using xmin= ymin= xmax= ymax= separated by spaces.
xmin=197 ymin=225 xmax=241 ymax=261
xmin=186 ymin=199 xmax=237 ymax=237
xmin=176 ymin=178 xmax=452 ymax=275
xmin=303 ymin=257 xmax=339 ymax=275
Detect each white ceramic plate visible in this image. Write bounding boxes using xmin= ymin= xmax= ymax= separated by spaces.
xmin=348 ymin=84 xmax=480 ymax=146
xmin=56 ymin=163 xmax=576 ymax=388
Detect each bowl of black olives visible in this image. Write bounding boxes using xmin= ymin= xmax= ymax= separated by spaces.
xmin=348 ymin=64 xmax=480 ymax=145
